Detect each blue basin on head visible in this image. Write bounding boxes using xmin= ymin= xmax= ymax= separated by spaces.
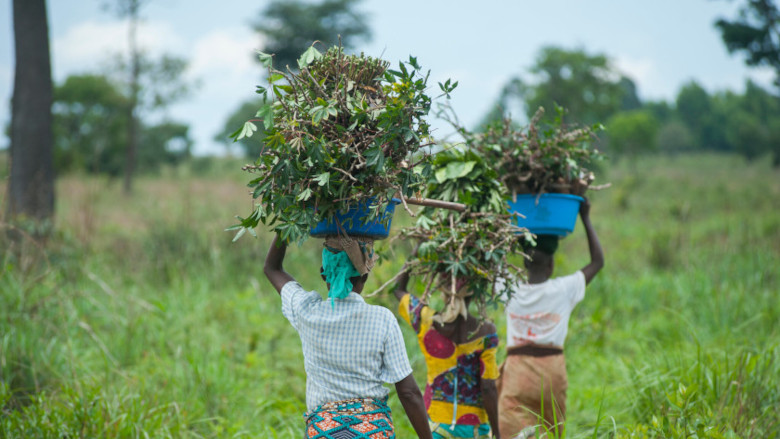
xmin=310 ymin=198 xmax=401 ymax=239
xmin=507 ymin=193 xmax=584 ymax=236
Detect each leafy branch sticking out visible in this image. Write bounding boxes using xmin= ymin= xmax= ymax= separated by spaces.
xmin=228 ymin=46 xmax=456 ymax=244
xmin=396 ymin=148 xmax=529 ymax=318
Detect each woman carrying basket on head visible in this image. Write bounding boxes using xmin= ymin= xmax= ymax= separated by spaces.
xmin=264 ymin=233 xmax=433 ymax=438
xmin=391 ymin=260 xmax=501 ymax=439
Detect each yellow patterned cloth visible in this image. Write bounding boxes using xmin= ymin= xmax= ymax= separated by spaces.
xmin=399 ymin=294 xmax=499 ymax=427
xmin=429 ymin=419 xmax=492 ymax=438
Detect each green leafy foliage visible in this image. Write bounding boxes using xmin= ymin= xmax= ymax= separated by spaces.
xmin=53 ymin=74 xmax=192 ymax=176
xmin=470 ymin=106 xmax=605 ymax=196
xmin=622 ymin=347 xmax=780 ymax=438
xmin=426 ymin=149 xmax=506 ymax=213
xmin=215 ymin=98 xmax=269 ymax=159
xmin=231 ymin=46 xmax=449 ymax=244
xmin=52 ymin=74 xmax=128 ymax=175
xmin=606 ymin=109 xmax=660 ymax=159
xmin=671 ymin=79 xmax=780 ymax=166
xmin=399 ymin=148 xmax=529 ymax=316
xmin=481 ymin=46 xmax=636 ymax=127
xmin=714 ymin=0 xmax=780 ymax=88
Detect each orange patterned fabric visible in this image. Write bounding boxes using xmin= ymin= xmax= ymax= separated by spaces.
xmin=305 ymin=397 xmax=395 ymax=438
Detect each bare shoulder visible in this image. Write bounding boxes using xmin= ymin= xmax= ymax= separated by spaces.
xmin=479 ymin=320 xmax=497 ymax=335
xmin=469 ymin=318 xmax=496 ymax=337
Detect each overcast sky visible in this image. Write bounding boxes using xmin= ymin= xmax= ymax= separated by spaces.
xmin=0 ymin=0 xmax=774 ymax=155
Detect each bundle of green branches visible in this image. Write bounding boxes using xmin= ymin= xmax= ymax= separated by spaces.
xmin=471 ymin=106 xmax=605 ymax=198
xmin=229 ymin=46 xmax=456 ymax=243
xmin=395 ymin=148 xmax=529 ymax=317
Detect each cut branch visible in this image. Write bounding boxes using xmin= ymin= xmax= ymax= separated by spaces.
xmin=366 ymin=261 xmax=420 ymax=297
xmin=401 ymin=195 xmax=466 ymax=212
xmin=332 ymin=167 xmax=358 ymax=182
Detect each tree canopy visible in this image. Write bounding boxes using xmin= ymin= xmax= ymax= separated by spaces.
xmin=53 ymin=75 xmax=128 ymax=175
xmin=253 ymin=0 xmax=372 ymax=71
xmin=664 ymin=79 xmax=780 ymax=165
xmin=715 ymin=0 xmax=780 ymax=88
xmin=482 ymin=46 xmax=639 ymax=127
xmin=221 ymin=0 xmax=373 ymax=158
xmin=606 ymin=109 xmax=659 ymax=159
xmin=100 ymin=0 xmax=191 ymax=193
xmin=53 ymin=74 xmax=192 ymax=176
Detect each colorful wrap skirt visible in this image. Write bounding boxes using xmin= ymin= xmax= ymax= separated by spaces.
xmin=304 ymin=397 xmax=395 ymax=439
xmin=429 ymin=419 xmax=492 ymax=438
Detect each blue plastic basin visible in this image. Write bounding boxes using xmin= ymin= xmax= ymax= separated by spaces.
xmin=310 ymin=198 xmax=401 ymax=239
xmin=507 ymin=193 xmax=584 ymax=236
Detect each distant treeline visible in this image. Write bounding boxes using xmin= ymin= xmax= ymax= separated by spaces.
xmin=49 ymin=48 xmax=780 ymax=179
xmin=477 ymin=47 xmax=780 ymax=167
xmin=625 ymin=79 xmax=780 ymax=165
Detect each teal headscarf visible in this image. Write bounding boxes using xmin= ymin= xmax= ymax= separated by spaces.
xmin=321 ymin=248 xmax=361 ymax=307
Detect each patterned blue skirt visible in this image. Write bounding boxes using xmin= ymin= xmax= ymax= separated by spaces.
xmin=304 ymin=397 xmax=394 ymax=438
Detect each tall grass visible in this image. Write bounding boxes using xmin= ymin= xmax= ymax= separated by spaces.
xmin=1 ymin=153 xmax=778 ymax=438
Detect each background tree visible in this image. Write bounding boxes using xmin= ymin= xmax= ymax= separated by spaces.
xmin=53 ymin=74 xmax=128 ymax=175
xmin=252 ymin=0 xmax=372 ymax=71
xmin=643 ymin=100 xmax=674 ymax=126
xmin=656 ymin=120 xmax=696 ymax=154
xmin=6 ymin=0 xmax=54 ymax=227
xmin=214 ymin=98 xmax=267 ymax=157
xmin=768 ymin=119 xmax=780 ymax=166
xmin=482 ymin=46 xmax=637 ymax=127
xmin=715 ymin=0 xmax=780 ymax=88
xmin=669 ymin=79 xmax=780 ymax=164
xmin=220 ymin=0 xmax=372 ymax=159
xmin=102 ymin=0 xmax=191 ymax=193
xmin=476 ymin=77 xmax=524 ymax=129
xmin=53 ymin=73 xmax=192 ymax=176
xmin=606 ymin=109 xmax=659 ymax=160
xmin=103 ymin=0 xmax=144 ymax=194
xmin=138 ymin=121 xmax=192 ymax=169
xmin=723 ymin=80 xmax=780 ymax=163
xmin=675 ymin=81 xmax=716 ymax=149
xmin=725 ymin=109 xmax=770 ymax=160
xmin=619 ymin=77 xmax=643 ymax=111
xmin=714 ymin=0 xmax=780 ymax=165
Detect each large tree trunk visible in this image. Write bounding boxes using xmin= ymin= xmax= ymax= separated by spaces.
xmin=7 ymin=0 xmax=55 ymax=224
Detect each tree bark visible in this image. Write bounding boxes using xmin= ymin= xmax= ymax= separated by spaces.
xmin=7 ymin=0 xmax=55 ymax=224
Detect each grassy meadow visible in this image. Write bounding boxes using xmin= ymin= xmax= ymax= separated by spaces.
xmin=1 ymin=153 xmax=779 ymax=438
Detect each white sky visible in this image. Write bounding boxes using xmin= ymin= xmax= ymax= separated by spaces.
xmin=0 ymin=0 xmax=775 ymax=155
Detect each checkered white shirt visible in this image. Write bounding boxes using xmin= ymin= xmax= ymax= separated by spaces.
xmin=280 ymin=281 xmax=413 ymax=411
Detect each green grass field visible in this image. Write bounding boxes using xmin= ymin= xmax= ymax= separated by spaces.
xmin=1 ymin=153 xmax=778 ymax=438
